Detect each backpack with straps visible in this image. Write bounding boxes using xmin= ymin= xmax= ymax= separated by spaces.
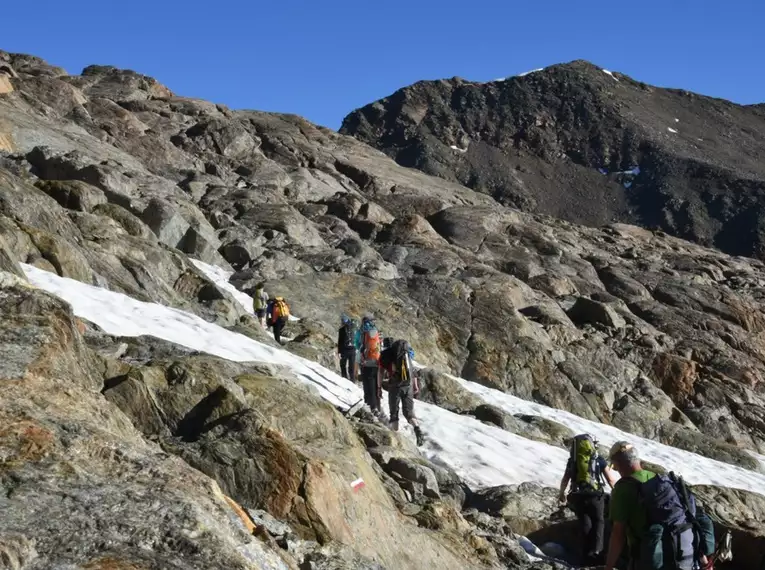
xmin=341 ymin=320 xmax=356 ymax=351
xmin=569 ymin=434 xmax=603 ymax=493
xmin=379 ymin=340 xmax=411 ymax=385
xmin=625 ymin=472 xmax=713 ymax=570
xmin=272 ymin=297 xmax=290 ymax=321
xmin=361 ymin=328 xmax=381 ymax=365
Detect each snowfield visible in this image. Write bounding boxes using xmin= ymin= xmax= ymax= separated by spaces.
xmin=21 ymin=263 xmax=765 ymax=498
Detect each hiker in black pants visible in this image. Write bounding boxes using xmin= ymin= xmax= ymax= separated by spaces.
xmin=559 ymin=434 xmax=616 ymax=567
xmin=379 ymin=339 xmax=424 ymax=446
xmin=337 ymin=315 xmax=357 ymax=380
xmin=267 ymin=297 xmax=290 ymax=345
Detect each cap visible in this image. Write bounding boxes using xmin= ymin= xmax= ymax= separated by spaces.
xmin=608 ymin=441 xmax=635 ymax=461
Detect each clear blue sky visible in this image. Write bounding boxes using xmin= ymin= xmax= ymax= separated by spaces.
xmin=3 ymin=0 xmax=764 ymax=129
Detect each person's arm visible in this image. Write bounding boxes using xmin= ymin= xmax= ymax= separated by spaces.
xmin=412 ymin=373 xmax=420 ymax=396
xmin=337 ymin=329 xmax=343 ymax=354
xmin=558 ymin=471 xmax=571 ymax=504
xmin=603 ymin=465 xmax=617 ymax=489
xmin=605 ymin=521 xmax=626 ymax=570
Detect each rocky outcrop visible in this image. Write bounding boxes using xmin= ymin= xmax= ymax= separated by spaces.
xmin=98 ymin=347 xmax=501 ymax=570
xmin=342 ymin=62 xmax=765 ymax=259
xmin=0 ymin=280 xmax=296 ymax=569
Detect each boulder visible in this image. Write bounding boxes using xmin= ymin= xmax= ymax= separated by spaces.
xmin=468 ymin=483 xmax=574 ymax=538
xmin=141 ymin=197 xmax=190 ymax=247
xmin=566 ymin=296 xmax=627 ymax=329
xmin=417 ymin=369 xmax=483 ymax=413
xmin=35 ymin=179 xmax=107 ymax=212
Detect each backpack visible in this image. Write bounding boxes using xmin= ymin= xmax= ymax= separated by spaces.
xmin=272 ymin=297 xmax=290 ymax=321
xmin=625 ymin=472 xmax=713 ymax=570
xmin=253 ymin=288 xmax=268 ymax=311
xmin=569 ymin=434 xmax=603 ymax=493
xmin=341 ymin=320 xmax=357 ymax=351
xmin=361 ymin=328 xmax=381 ymax=365
xmin=379 ymin=340 xmax=411 ymax=385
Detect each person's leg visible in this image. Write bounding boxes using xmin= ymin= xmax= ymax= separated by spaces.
xmin=363 ymin=366 xmax=380 ymax=413
xmin=361 ymin=367 xmax=374 ymax=408
xmin=400 ymin=383 xmax=417 ymax=426
xmin=340 ymin=354 xmax=349 ymax=379
xmin=592 ymin=494 xmax=605 ymax=559
xmin=388 ymin=384 xmax=401 ymax=430
xmin=273 ymin=319 xmax=283 ymax=344
xmin=580 ymin=495 xmax=598 ymax=562
xmin=348 ymin=350 xmax=356 ymax=382
xmin=570 ymin=495 xmax=590 ymax=564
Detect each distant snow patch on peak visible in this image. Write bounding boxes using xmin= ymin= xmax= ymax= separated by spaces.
xmin=668 ymin=127 xmax=678 ymax=133
xmin=602 ymin=69 xmax=619 ymax=81
xmin=517 ymin=68 xmax=544 ymax=77
xmin=675 ymin=118 xmax=680 ymax=123
xmin=450 ymin=144 xmax=468 ymax=153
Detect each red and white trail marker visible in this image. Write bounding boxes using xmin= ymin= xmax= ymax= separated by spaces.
xmin=350 ymin=478 xmax=365 ymax=492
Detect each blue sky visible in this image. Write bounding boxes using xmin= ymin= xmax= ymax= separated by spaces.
xmin=3 ymin=0 xmax=763 ymax=129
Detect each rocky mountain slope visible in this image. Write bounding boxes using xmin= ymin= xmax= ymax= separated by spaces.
xmin=341 ymin=61 xmax=765 ymax=258
xmin=1 ymin=50 xmax=765 ymax=568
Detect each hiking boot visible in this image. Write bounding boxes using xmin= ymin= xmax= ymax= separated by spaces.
xmin=414 ymin=426 xmax=425 ymax=446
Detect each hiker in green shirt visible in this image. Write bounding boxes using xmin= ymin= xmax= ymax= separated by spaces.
xmin=605 ymin=441 xmax=654 ymax=570
xmin=604 ymin=441 xmax=711 ymax=570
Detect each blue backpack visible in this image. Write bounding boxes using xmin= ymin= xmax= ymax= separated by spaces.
xmin=625 ymin=472 xmax=715 ymax=570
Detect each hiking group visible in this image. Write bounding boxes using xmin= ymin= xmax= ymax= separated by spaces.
xmin=338 ymin=314 xmax=424 ymax=446
xmin=252 ymin=283 xmax=290 ymax=344
xmin=253 ymin=290 xmax=734 ymax=570
xmin=559 ymin=436 xmax=731 ymax=570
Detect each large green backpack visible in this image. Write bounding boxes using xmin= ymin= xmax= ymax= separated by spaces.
xmin=570 ymin=434 xmax=602 ymax=492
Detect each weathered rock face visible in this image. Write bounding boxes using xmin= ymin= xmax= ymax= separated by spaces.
xmin=0 ymin=280 xmax=296 ymax=569
xmin=341 ymin=62 xmax=765 ymax=259
xmin=99 ymin=350 xmax=501 ymax=570
xmin=4 ymin=49 xmax=765 ymax=472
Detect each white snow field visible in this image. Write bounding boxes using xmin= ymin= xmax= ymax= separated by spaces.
xmin=21 ymin=263 xmax=765 ymax=497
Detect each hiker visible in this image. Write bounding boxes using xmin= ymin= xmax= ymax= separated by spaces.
xmin=337 ymin=314 xmax=357 ymax=380
xmin=267 ymin=296 xmax=290 ymax=345
xmin=252 ymin=282 xmax=269 ymax=328
xmin=379 ymin=339 xmax=424 ymax=446
xmin=558 ymin=434 xmax=616 ymax=566
xmin=358 ymin=315 xmax=384 ymax=418
xmin=604 ymin=441 xmax=715 ymax=570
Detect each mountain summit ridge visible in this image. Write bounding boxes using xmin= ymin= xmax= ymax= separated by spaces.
xmin=342 ymin=61 xmax=765 ymax=258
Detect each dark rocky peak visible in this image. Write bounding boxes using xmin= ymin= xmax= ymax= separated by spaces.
xmin=342 ymin=62 xmax=765 ymax=258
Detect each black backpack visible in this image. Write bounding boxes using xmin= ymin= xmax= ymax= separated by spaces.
xmin=341 ymin=320 xmax=356 ymax=350
xmin=379 ymin=340 xmax=411 ymax=384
